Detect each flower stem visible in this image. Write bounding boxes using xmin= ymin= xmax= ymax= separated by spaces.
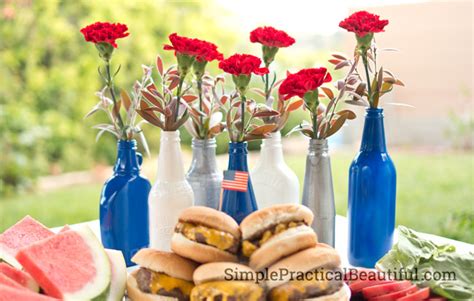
xmin=105 ymin=60 xmax=124 ymax=133
xmin=264 ymin=72 xmax=270 ymax=100
xmin=311 ymin=112 xmax=318 ymax=140
xmin=362 ymin=54 xmax=373 ymax=108
xmin=175 ymin=77 xmax=184 ymax=122
xmin=197 ymin=79 xmax=204 ymax=139
xmin=240 ymin=94 xmax=246 ymax=142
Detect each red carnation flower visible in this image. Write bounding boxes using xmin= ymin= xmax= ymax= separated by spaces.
xmin=163 ymin=33 xmax=222 ymax=61
xmin=279 ymin=68 xmax=332 ymax=100
xmin=250 ymin=26 xmax=295 ymax=48
xmin=164 ymin=33 xmax=202 ymax=57
xmin=339 ymin=11 xmax=389 ymax=37
xmin=80 ymin=22 xmax=129 ymax=48
xmin=195 ymin=40 xmax=223 ymax=62
xmin=218 ymin=54 xmax=269 ymax=76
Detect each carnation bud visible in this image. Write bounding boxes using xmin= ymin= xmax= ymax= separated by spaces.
xmin=95 ymin=42 xmax=115 ymax=61
xmin=176 ymin=53 xmax=195 ymax=78
xmin=193 ymin=60 xmax=208 ymax=80
xmin=232 ymin=74 xmax=252 ymax=95
xmin=262 ymin=45 xmax=279 ymax=66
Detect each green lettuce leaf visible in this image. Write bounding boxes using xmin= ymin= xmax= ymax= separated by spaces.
xmin=376 ymin=226 xmax=474 ymax=299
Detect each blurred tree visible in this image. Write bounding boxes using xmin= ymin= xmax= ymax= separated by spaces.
xmin=0 ymin=0 xmax=237 ymax=195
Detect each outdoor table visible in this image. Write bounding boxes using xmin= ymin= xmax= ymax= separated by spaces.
xmin=54 ymin=215 xmax=473 ymax=268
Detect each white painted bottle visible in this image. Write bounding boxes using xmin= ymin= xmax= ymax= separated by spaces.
xmin=148 ymin=130 xmax=194 ymax=250
xmin=251 ymin=131 xmax=300 ymax=208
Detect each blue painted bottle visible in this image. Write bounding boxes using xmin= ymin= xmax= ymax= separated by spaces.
xmin=100 ymin=140 xmax=151 ymax=267
xmin=220 ymin=142 xmax=258 ymax=224
xmin=348 ymin=108 xmax=396 ymax=268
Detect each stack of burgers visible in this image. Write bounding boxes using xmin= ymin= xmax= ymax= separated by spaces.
xmin=127 ymin=204 xmax=349 ymax=301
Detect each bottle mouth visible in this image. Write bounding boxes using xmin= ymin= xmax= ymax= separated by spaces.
xmin=160 ymin=130 xmax=181 ymax=142
xmin=117 ymin=139 xmax=137 ymax=149
xmin=366 ymin=107 xmax=384 ymax=116
xmin=308 ymin=138 xmax=329 ymax=151
xmin=228 ymin=141 xmax=248 ymax=147
xmin=192 ymin=138 xmax=217 ymax=148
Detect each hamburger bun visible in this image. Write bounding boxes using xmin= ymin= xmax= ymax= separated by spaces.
xmin=178 ymin=206 xmax=240 ymax=239
xmin=171 ymin=232 xmax=238 ymax=263
xmin=240 ymin=204 xmax=313 ymax=240
xmin=193 ymin=262 xmax=258 ymax=285
xmin=171 ymin=207 xmax=240 ymax=263
xmin=249 ymin=224 xmax=318 ymax=270
xmin=191 ymin=262 xmax=265 ymax=301
xmin=266 ymin=244 xmax=341 ymax=289
xmin=131 ymin=248 xmax=198 ymax=281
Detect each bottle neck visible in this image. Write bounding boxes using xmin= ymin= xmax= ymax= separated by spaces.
xmin=258 ymin=131 xmax=285 ymax=165
xmin=157 ymin=130 xmax=185 ymax=181
xmin=308 ymin=138 xmax=329 ymax=155
xmin=227 ymin=142 xmax=249 ymax=172
xmin=114 ymin=140 xmax=140 ymax=175
xmin=190 ymin=138 xmax=218 ymax=170
xmin=360 ymin=108 xmax=387 ymax=152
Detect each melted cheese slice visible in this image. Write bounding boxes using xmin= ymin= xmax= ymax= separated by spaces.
xmin=190 ymin=281 xmax=263 ymax=301
xmin=178 ymin=222 xmax=235 ymax=251
xmin=150 ymin=271 xmax=194 ymax=296
xmin=242 ymin=221 xmax=303 ymax=257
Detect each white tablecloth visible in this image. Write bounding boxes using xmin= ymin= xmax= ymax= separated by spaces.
xmin=56 ymin=215 xmax=473 ymax=268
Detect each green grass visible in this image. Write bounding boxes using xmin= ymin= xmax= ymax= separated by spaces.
xmin=1 ymin=151 xmax=473 ymax=243
xmin=0 ymin=184 xmax=103 ymax=231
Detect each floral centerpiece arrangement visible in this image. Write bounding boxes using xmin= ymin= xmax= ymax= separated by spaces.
xmin=336 ymin=11 xmax=404 ymax=109
xmin=337 ymin=11 xmax=404 ymax=267
xmin=79 ymin=10 xmax=405 ymax=255
xmin=80 ymin=22 xmax=151 ymax=266
xmin=217 ymin=53 xmax=281 ymax=223
xmin=247 ymin=26 xmax=303 ymax=208
xmin=164 ymin=34 xmax=227 ymax=209
xmin=280 ymin=65 xmax=356 ymax=246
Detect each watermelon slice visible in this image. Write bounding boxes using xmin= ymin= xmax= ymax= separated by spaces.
xmin=105 ymin=249 xmax=127 ymax=301
xmin=0 ymin=216 xmax=54 ymax=269
xmin=16 ymin=225 xmax=111 ymax=300
xmin=0 ymin=262 xmax=39 ymax=292
xmin=0 ymin=272 xmax=28 ymax=290
xmin=0 ymin=284 xmax=60 ymax=301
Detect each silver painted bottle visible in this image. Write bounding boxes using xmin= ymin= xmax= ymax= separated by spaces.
xmin=186 ymin=138 xmax=222 ymax=209
xmin=302 ymin=138 xmax=335 ymax=247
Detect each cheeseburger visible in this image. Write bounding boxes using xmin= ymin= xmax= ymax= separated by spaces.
xmin=127 ymin=248 xmax=198 ymax=301
xmin=190 ymin=262 xmax=264 ymax=301
xmin=267 ymin=245 xmax=349 ymax=301
xmin=171 ymin=206 xmax=240 ymax=263
xmin=240 ymin=204 xmax=318 ymax=270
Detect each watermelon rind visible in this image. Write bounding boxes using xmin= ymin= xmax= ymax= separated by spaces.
xmin=104 ymin=249 xmax=127 ymax=301
xmin=61 ymin=226 xmax=111 ymax=301
xmin=91 ymin=283 xmax=110 ymax=301
xmin=0 ymin=283 xmax=59 ymax=301
xmin=0 ymin=247 xmax=22 ymax=269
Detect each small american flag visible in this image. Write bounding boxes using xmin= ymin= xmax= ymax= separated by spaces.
xmin=222 ymin=170 xmax=249 ymax=192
